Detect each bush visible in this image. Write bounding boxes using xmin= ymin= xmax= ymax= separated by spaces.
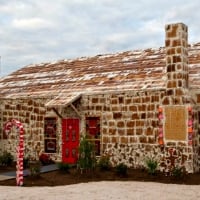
xmin=0 ymin=151 xmax=14 ymax=166
xmin=97 ymin=155 xmax=111 ymax=171
xmin=145 ymin=157 xmax=158 ymax=175
xmin=39 ymin=153 xmax=52 ymax=165
xmin=23 ymin=156 xmax=30 ymax=169
xmin=57 ymin=162 xmax=70 ymax=173
xmin=29 ymin=161 xmax=41 ymax=177
xmin=171 ymin=166 xmax=186 ymax=180
xmin=116 ymin=163 xmax=128 ymax=176
xmin=77 ymin=136 xmax=96 ymax=173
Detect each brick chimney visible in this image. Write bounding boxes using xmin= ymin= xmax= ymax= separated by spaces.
xmin=165 ymin=23 xmax=188 ymax=97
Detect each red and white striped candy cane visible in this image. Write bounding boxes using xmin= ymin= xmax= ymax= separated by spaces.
xmin=4 ymin=119 xmax=24 ymax=186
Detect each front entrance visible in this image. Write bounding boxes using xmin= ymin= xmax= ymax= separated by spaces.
xmin=62 ymin=118 xmax=79 ymax=164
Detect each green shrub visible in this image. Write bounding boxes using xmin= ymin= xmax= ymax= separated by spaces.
xmin=116 ymin=163 xmax=128 ymax=176
xmin=145 ymin=157 xmax=158 ymax=175
xmin=23 ymin=156 xmax=30 ymax=169
xmin=57 ymin=162 xmax=70 ymax=173
xmin=171 ymin=166 xmax=185 ymax=180
xmin=0 ymin=151 xmax=14 ymax=166
xmin=97 ymin=155 xmax=111 ymax=171
xmin=77 ymin=136 xmax=96 ymax=173
xmin=29 ymin=161 xmax=41 ymax=177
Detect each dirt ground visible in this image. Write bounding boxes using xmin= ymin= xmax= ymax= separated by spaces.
xmin=1 ymin=166 xmax=200 ymax=186
xmin=1 ymin=166 xmax=200 ymax=200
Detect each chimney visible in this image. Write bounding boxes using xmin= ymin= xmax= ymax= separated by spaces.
xmin=165 ymin=23 xmax=188 ymax=97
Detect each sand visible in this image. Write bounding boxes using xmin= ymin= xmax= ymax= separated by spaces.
xmin=0 ymin=181 xmax=200 ymax=200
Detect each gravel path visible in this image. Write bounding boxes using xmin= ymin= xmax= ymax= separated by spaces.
xmin=0 ymin=181 xmax=200 ymax=200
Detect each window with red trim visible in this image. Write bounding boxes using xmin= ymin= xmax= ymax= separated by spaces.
xmin=44 ymin=117 xmax=57 ymax=153
xmin=86 ymin=117 xmax=100 ymax=156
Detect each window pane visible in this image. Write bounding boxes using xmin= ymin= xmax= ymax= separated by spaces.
xmin=44 ymin=117 xmax=57 ymax=153
xmin=44 ymin=117 xmax=56 ymax=138
xmin=45 ymin=139 xmax=56 ymax=153
xmin=86 ymin=117 xmax=100 ymax=156
xmin=86 ymin=117 xmax=100 ymax=139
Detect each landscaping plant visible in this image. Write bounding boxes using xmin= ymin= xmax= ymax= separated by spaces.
xmin=77 ymin=135 xmax=96 ymax=173
xmin=0 ymin=151 xmax=14 ymax=166
xmin=171 ymin=166 xmax=186 ymax=180
xmin=23 ymin=156 xmax=30 ymax=169
xmin=57 ymin=162 xmax=71 ymax=173
xmin=116 ymin=163 xmax=128 ymax=176
xmin=29 ymin=161 xmax=41 ymax=177
xmin=97 ymin=155 xmax=111 ymax=171
xmin=145 ymin=156 xmax=158 ymax=175
xmin=39 ymin=153 xmax=53 ymax=165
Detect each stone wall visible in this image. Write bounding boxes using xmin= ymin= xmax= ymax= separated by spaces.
xmin=0 ymin=97 xmax=81 ymax=163
xmin=0 ymin=98 xmax=48 ymax=160
xmin=0 ymin=91 xmax=199 ymax=173
xmin=80 ymin=90 xmax=197 ymax=173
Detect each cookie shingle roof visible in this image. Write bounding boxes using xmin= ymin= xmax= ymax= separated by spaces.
xmin=0 ymin=43 xmax=200 ymax=106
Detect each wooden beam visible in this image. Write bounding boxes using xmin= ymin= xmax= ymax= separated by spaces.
xmin=70 ymin=103 xmax=81 ymax=118
xmin=52 ymin=107 xmax=63 ymax=118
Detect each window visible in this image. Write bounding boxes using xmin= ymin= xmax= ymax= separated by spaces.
xmin=44 ymin=117 xmax=57 ymax=153
xmin=86 ymin=117 xmax=100 ymax=156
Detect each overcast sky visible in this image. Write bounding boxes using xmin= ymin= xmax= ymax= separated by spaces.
xmin=0 ymin=0 xmax=200 ymax=77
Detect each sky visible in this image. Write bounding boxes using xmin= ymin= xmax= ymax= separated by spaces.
xmin=0 ymin=0 xmax=200 ymax=77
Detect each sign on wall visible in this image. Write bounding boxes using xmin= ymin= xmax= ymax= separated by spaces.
xmin=164 ymin=106 xmax=187 ymax=140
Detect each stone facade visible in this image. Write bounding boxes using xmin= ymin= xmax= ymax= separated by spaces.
xmin=0 ymin=22 xmax=200 ymax=173
xmin=0 ymin=98 xmax=48 ymax=160
xmin=80 ymin=90 xmax=198 ymax=173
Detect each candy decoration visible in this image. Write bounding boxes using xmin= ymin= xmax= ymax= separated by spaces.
xmin=188 ymin=127 xmax=193 ymax=133
xmin=158 ymin=107 xmax=164 ymax=146
xmin=159 ymin=133 xmax=163 ymax=137
xmin=166 ymin=148 xmax=178 ymax=175
xmin=4 ymin=119 xmax=24 ymax=186
xmin=158 ymin=107 xmax=163 ymax=113
xmin=188 ymin=134 xmax=193 ymax=140
xmin=188 ymin=120 xmax=192 ymax=126
xmin=188 ymin=140 xmax=193 ymax=145
xmin=158 ymin=138 xmax=164 ymax=145
xmin=187 ymin=106 xmax=194 ymax=146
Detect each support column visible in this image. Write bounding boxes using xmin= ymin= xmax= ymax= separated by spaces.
xmin=165 ymin=23 xmax=188 ymax=98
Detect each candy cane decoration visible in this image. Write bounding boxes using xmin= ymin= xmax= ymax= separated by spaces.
xmin=4 ymin=119 xmax=24 ymax=186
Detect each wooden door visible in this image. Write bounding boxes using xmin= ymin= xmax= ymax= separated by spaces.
xmin=62 ymin=118 xmax=79 ymax=164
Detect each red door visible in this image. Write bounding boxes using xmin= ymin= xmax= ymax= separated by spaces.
xmin=62 ymin=118 xmax=79 ymax=164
